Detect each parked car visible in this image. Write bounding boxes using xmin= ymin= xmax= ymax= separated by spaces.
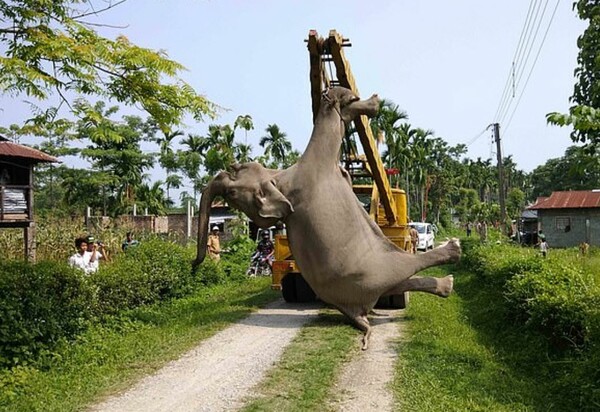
xmin=412 ymin=222 xmax=435 ymax=250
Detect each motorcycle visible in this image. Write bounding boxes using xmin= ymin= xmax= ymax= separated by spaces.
xmin=246 ymin=252 xmax=273 ymax=277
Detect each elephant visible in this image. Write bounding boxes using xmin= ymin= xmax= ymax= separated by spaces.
xmin=194 ymin=87 xmax=461 ymax=349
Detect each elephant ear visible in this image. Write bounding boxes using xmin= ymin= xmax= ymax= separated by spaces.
xmin=255 ymin=180 xmax=294 ymax=219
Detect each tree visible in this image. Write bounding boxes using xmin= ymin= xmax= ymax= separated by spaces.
xmin=529 ymin=145 xmax=600 ymax=198
xmin=234 ymin=115 xmax=254 ymax=143
xmin=179 ymin=133 xmax=206 ymax=202
xmin=506 ymin=188 xmax=525 ymax=220
xmin=155 ymin=129 xmax=184 ymax=202
xmin=76 ymin=101 xmax=156 ymax=215
xmin=260 ymin=124 xmax=292 ymax=168
xmin=0 ymin=0 xmax=216 ymax=133
xmin=370 ymin=99 xmax=407 ymax=145
xmin=546 ymin=1 xmax=600 ymax=151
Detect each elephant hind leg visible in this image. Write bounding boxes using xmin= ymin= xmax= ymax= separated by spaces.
xmin=338 ymin=307 xmax=372 ymax=350
xmin=389 ymin=275 xmax=454 ymax=298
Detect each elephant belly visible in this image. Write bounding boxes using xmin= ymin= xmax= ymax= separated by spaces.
xmin=286 ymin=203 xmax=396 ymax=300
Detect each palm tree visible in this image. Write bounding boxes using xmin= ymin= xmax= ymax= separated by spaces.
xmin=234 ymin=115 xmax=254 ymax=144
xmin=155 ymin=129 xmax=184 ymax=201
xmin=137 ymin=181 xmax=170 ymax=215
xmin=260 ymin=124 xmax=292 ymax=168
xmin=234 ymin=142 xmax=253 ymax=163
xmin=370 ymin=99 xmax=408 ymax=145
xmin=180 ymin=134 xmax=206 ymax=202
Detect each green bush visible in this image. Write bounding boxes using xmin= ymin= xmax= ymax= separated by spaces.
xmin=463 ymin=242 xmax=600 ymax=350
xmin=506 ymin=264 xmax=599 ymax=348
xmin=461 ymin=242 xmax=543 ymax=285
xmin=0 ymin=235 xmax=257 ymax=370
xmin=92 ymin=238 xmax=196 ymax=315
xmin=0 ymin=262 xmax=93 ymax=367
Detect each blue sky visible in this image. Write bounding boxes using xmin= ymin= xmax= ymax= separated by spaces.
xmin=0 ymin=1 xmax=587 ymax=201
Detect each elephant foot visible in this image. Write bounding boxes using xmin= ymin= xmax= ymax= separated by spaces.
xmin=436 ymin=275 xmax=454 ymax=298
xmin=361 ymin=328 xmax=372 ymax=351
xmin=438 ymin=238 xmax=462 ymax=263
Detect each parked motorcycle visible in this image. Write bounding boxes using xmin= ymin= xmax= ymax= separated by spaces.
xmin=246 ymin=252 xmax=273 ymax=277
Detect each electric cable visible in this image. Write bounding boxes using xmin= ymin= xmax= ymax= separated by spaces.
xmin=502 ymin=0 xmax=561 ymax=134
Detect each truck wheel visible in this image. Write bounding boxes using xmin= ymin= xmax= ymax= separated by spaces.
xmin=294 ymin=274 xmax=317 ymax=302
xmin=281 ymin=274 xmax=297 ymax=302
xmin=375 ymin=293 xmax=408 ymax=309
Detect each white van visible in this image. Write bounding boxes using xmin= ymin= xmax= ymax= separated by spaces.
xmin=412 ymin=222 xmax=435 ymax=250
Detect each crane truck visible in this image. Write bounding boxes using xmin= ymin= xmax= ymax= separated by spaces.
xmin=271 ymin=30 xmax=411 ymax=308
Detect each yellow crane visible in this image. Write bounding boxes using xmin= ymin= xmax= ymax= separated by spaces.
xmin=271 ymin=30 xmax=411 ymax=307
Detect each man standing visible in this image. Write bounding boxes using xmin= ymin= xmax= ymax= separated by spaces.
xmin=207 ymin=226 xmax=222 ymax=261
xmin=409 ymin=225 xmax=419 ymax=254
xmin=122 ymin=231 xmax=140 ymax=252
xmin=86 ymin=235 xmax=107 ymax=273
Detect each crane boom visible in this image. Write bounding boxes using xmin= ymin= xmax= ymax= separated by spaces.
xmin=307 ymin=29 xmax=397 ymax=225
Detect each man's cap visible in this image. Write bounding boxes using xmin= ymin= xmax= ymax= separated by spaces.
xmin=86 ymin=235 xmax=95 ymax=243
xmin=212 ymin=226 xmax=219 ymax=231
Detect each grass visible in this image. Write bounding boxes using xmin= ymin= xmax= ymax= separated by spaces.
xmin=1 ymin=277 xmax=278 ymax=412
xmin=241 ymin=309 xmax=360 ymax=412
xmin=394 ymin=265 xmax=597 ymax=411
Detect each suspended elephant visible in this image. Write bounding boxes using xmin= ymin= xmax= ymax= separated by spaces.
xmin=194 ymin=87 xmax=460 ymax=349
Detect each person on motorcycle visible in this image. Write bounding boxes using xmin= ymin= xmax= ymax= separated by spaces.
xmin=255 ymin=229 xmax=274 ymax=264
xmin=248 ymin=230 xmax=275 ymax=276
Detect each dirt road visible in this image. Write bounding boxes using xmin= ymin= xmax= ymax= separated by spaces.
xmin=90 ymin=300 xmax=404 ymax=412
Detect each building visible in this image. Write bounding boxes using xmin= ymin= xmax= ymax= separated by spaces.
xmin=0 ymin=136 xmax=59 ymax=260
xmin=527 ymin=190 xmax=600 ymax=247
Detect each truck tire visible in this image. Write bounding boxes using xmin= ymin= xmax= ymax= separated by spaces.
xmin=294 ymin=274 xmax=317 ymax=302
xmin=281 ymin=273 xmax=297 ymax=302
xmin=281 ymin=273 xmax=317 ymax=303
xmin=375 ymin=292 xmax=408 ymax=309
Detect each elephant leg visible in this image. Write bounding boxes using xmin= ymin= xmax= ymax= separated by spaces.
xmin=337 ymin=306 xmax=372 ymax=350
xmin=388 ymin=275 xmax=454 ymax=298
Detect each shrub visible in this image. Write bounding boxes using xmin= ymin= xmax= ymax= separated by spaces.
xmin=461 ymin=242 xmax=543 ymax=285
xmin=0 ymin=261 xmax=93 ymax=367
xmin=91 ymin=238 xmax=195 ymax=315
xmin=506 ymin=264 xmax=599 ymax=348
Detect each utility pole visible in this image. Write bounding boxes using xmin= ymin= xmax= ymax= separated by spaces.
xmin=493 ymin=123 xmax=507 ymax=234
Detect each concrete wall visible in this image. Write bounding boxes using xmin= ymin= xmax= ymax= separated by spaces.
xmin=87 ymin=212 xmax=240 ymax=243
xmin=538 ymin=208 xmax=600 ymax=247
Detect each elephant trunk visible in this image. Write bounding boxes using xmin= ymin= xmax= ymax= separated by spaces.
xmin=192 ymin=178 xmax=223 ymax=272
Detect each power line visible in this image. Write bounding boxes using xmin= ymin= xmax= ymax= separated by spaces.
xmin=498 ymin=0 xmax=552 ymax=125
xmin=465 ymin=125 xmax=492 ymax=147
xmin=493 ymin=0 xmax=540 ymax=122
xmin=503 ymin=0 xmax=561 ymax=134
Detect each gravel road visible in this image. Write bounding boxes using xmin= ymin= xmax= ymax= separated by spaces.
xmin=89 ymin=300 xmax=404 ymax=412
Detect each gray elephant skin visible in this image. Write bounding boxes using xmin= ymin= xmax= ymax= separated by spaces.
xmin=194 ymin=87 xmax=461 ymax=349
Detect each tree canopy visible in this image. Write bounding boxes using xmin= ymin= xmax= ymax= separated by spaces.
xmin=0 ymin=0 xmax=216 ymax=132
xmin=547 ymin=1 xmax=600 ymax=152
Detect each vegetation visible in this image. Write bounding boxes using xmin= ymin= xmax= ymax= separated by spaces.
xmin=242 ymin=310 xmax=358 ymax=412
xmin=0 ymin=0 xmax=216 ymax=131
xmin=0 ymin=278 xmax=276 ymax=412
xmin=0 ymin=223 xmax=272 ymax=411
xmin=396 ymin=241 xmax=600 ymax=411
xmin=547 ymin=0 xmax=600 ymax=153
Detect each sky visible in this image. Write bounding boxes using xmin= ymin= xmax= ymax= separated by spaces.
xmin=0 ymin=0 xmax=588 ymax=202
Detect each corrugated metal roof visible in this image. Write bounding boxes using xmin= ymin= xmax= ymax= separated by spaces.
xmin=0 ymin=140 xmax=59 ymax=163
xmin=528 ymin=190 xmax=600 ymax=209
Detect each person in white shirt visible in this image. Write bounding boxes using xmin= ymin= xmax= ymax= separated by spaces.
xmin=68 ymin=237 xmax=94 ymax=274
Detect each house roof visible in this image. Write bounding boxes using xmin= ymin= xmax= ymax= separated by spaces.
xmin=0 ymin=138 xmax=59 ymax=163
xmin=528 ymin=190 xmax=600 ymax=210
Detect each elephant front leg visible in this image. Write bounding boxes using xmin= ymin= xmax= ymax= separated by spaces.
xmin=387 ymin=275 xmax=454 ymax=298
